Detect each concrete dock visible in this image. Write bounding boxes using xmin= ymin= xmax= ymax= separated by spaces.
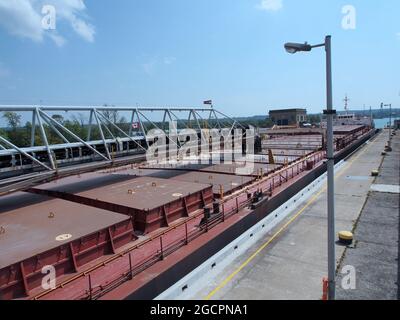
xmin=191 ymin=130 xmax=398 ymax=300
xmin=336 ymin=131 xmax=399 ymax=300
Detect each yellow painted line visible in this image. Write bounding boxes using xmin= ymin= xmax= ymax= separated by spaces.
xmin=204 ymin=187 xmax=326 ymax=300
xmin=204 ymin=137 xmax=377 ymax=300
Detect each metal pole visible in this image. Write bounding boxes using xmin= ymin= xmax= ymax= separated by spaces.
xmin=88 ymin=274 xmax=93 ymax=300
xmin=30 ymin=110 xmax=36 ymax=147
xmin=185 ymin=222 xmax=188 ymax=245
xmin=128 ymin=253 xmax=133 ymax=280
xmin=325 ymin=35 xmax=336 ymax=300
xmin=36 ymin=108 xmax=56 ymax=169
xmin=87 ymin=109 xmax=93 ymax=141
xmin=93 ymin=110 xmax=111 ymax=160
xmin=389 ymin=104 xmax=392 ymax=146
xmin=128 ymin=110 xmax=135 ymax=137
xmin=159 ymin=236 xmax=164 ymax=260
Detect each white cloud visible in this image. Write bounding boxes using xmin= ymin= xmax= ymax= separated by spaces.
xmin=52 ymin=0 xmax=95 ymax=42
xmin=48 ymin=32 xmax=66 ymax=46
xmin=257 ymin=0 xmax=283 ymax=12
xmin=0 ymin=0 xmax=43 ymax=42
xmin=163 ymin=57 xmax=176 ymax=65
xmin=0 ymin=0 xmax=95 ymax=45
xmin=142 ymin=60 xmax=157 ymax=76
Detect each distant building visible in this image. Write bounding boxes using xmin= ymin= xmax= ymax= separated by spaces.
xmin=269 ymin=108 xmax=307 ymax=126
xmin=395 ymin=119 xmax=400 ymax=129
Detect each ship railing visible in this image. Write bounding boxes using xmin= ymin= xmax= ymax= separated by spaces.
xmin=71 ymin=152 xmax=328 ymax=300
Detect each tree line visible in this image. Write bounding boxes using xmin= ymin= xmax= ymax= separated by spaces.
xmin=0 ymin=110 xmax=132 ymax=147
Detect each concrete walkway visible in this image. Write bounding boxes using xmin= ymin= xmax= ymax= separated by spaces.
xmin=193 ymin=131 xmax=389 ymax=300
xmin=337 ymin=131 xmax=399 ymax=300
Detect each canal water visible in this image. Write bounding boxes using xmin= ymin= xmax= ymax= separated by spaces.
xmin=374 ymin=118 xmax=397 ymax=129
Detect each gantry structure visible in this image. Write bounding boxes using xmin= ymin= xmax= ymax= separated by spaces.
xmin=0 ymin=105 xmax=245 ymax=192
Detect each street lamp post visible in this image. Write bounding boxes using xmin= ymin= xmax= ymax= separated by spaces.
xmin=384 ymin=103 xmax=392 ymax=147
xmin=285 ymin=35 xmax=336 ymax=300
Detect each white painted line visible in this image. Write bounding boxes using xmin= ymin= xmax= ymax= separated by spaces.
xmin=370 ymin=184 xmax=400 ymax=194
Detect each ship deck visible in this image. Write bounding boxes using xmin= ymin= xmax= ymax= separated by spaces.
xmin=0 ymin=195 xmax=130 ymax=270
xmin=0 ymin=125 xmax=375 ymax=300
xmin=182 ymin=131 xmax=392 ymax=300
xmin=105 ymin=168 xmax=255 ymax=196
xmin=33 ymin=176 xmax=212 ymax=211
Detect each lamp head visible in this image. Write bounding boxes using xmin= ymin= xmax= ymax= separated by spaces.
xmin=284 ymin=42 xmax=312 ymax=54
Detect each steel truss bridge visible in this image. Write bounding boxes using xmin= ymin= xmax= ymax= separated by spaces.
xmin=0 ymin=105 xmax=246 ymax=194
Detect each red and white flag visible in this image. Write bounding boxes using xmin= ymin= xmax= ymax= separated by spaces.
xmin=132 ymin=122 xmax=139 ymax=129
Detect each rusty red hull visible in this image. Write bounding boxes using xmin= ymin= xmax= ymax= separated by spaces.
xmin=0 ymin=126 xmax=376 ymax=300
xmin=0 ymin=194 xmax=133 ymax=300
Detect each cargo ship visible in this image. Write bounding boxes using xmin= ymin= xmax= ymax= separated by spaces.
xmin=0 ymin=106 xmax=377 ymax=300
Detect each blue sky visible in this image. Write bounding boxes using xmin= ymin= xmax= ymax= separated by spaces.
xmin=0 ymin=0 xmax=399 ymax=116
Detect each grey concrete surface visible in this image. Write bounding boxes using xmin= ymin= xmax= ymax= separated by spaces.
xmin=192 ymin=131 xmax=393 ymax=300
xmin=337 ymin=131 xmax=399 ymax=300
